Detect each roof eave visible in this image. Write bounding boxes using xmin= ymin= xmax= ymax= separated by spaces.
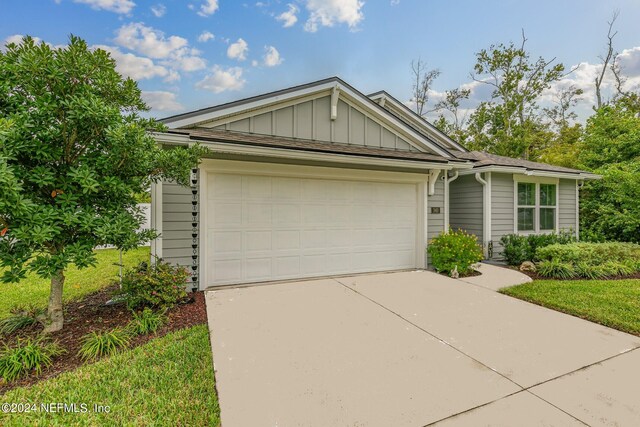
xmin=458 ymin=165 xmax=599 ymax=179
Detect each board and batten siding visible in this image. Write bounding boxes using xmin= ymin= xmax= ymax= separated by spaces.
xmin=490 ymin=173 xmax=515 ymax=259
xmin=558 ymin=179 xmax=578 ymax=234
xmin=161 ymin=181 xmax=193 ymax=267
xmin=449 ymin=174 xmax=483 ymax=242
xmin=203 ymin=96 xmax=421 ymax=152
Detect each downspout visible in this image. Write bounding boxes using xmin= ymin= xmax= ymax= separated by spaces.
xmin=475 ymin=172 xmax=492 ymax=259
xmin=576 ymin=180 xmax=584 ymax=241
xmin=444 ymin=170 xmax=459 ymax=232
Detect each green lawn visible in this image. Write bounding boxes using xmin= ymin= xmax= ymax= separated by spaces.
xmin=0 ymin=325 xmax=220 ymax=426
xmin=0 ymin=247 xmax=150 ymax=320
xmin=500 ymin=279 xmax=640 ymax=336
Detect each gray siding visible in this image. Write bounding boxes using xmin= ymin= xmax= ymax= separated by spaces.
xmin=449 ymin=174 xmax=483 ymax=242
xmin=427 ymin=179 xmax=445 ymax=242
xmin=559 ymin=179 xmax=577 ymax=234
xmin=203 ymin=96 xmax=425 ymax=152
xmin=491 ymin=173 xmax=515 ymax=258
xmin=161 ymin=181 xmax=193 ymax=267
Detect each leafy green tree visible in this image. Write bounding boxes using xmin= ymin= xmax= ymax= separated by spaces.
xmin=578 ymin=97 xmax=640 ymax=242
xmin=463 ymin=33 xmax=565 ymax=159
xmin=0 ymin=36 xmax=205 ymax=332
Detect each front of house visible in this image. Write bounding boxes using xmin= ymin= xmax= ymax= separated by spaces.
xmin=150 ymin=77 xmax=598 ymax=291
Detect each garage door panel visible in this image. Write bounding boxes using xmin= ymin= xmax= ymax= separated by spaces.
xmin=206 ymin=172 xmax=418 ymax=286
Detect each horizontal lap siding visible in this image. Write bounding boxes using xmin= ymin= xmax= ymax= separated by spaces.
xmin=491 ymin=173 xmax=514 ymax=259
xmin=559 ymin=179 xmax=577 ymax=235
xmin=428 ymin=179 xmax=445 ymax=241
xmin=162 ymin=181 xmax=193 ymax=267
xmin=449 ymin=174 xmax=483 ymax=242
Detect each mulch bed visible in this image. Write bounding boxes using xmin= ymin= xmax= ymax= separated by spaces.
xmin=0 ymin=286 xmax=207 ymax=394
xmin=510 ymin=266 xmax=640 ymax=281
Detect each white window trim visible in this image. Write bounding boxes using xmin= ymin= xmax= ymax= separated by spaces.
xmin=513 ymin=176 xmax=560 ymax=234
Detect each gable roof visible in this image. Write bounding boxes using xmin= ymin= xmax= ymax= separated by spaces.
xmin=457 ymin=151 xmax=600 ymax=179
xmin=368 ymin=90 xmax=468 ymax=153
xmin=159 ymin=76 xmax=456 ymax=159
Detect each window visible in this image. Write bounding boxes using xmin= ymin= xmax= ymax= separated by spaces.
xmin=516 ymin=181 xmax=557 ymax=233
xmin=517 ymin=183 xmax=535 ymax=231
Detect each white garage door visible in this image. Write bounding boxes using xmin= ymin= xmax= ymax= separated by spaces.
xmin=206 ymin=173 xmax=418 ymax=286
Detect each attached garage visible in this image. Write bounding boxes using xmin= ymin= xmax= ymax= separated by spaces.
xmin=202 ymin=161 xmax=421 ymax=286
xmin=152 ymin=77 xmax=470 ymax=290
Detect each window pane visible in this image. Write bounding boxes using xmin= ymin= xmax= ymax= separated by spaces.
xmin=517 ymin=207 xmax=535 ymax=231
xmin=540 ymin=208 xmax=555 ymax=230
xmin=518 ymin=183 xmax=535 ymax=206
xmin=540 ymin=184 xmax=556 ymax=206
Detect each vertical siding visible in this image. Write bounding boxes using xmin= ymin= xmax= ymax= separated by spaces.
xmin=449 ymin=174 xmax=483 ymax=242
xmin=200 ymin=95 xmax=433 ymax=153
xmin=559 ymin=179 xmax=577 ymax=234
xmin=427 ymin=179 xmax=445 ymax=241
xmin=491 ymin=173 xmax=514 ymax=258
xmin=161 ymin=181 xmax=193 ymax=267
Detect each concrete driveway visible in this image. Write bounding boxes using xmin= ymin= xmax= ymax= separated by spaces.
xmin=205 ymin=270 xmax=640 ymax=426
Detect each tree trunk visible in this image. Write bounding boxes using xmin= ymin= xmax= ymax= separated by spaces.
xmin=43 ymin=269 xmax=65 ymax=333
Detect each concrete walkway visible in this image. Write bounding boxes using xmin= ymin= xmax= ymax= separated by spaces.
xmin=463 ymin=262 xmax=532 ymax=291
xmin=206 ymin=270 xmax=640 ymax=426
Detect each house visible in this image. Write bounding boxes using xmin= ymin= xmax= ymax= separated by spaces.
xmin=151 ymin=77 xmax=598 ymax=291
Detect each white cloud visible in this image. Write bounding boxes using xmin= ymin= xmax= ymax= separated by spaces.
xmin=198 ymin=31 xmax=215 ymax=42
xmin=227 ymin=38 xmax=248 ymax=61
xmin=150 ymin=3 xmax=166 ymax=17
xmin=263 ymin=45 xmax=282 ymax=67
xmin=276 ymin=3 xmax=298 ymax=28
xmin=72 ymin=0 xmax=135 ymax=14
xmin=390 ymin=0 xmax=400 ymax=4
xmin=303 ymin=0 xmax=364 ymax=33
xmin=94 ymin=44 xmax=178 ymax=81
xmin=114 ymin=23 xmax=206 ymax=73
xmin=251 ymin=60 xmax=259 ymax=67
xmin=197 ymin=0 xmax=219 ymax=16
xmin=142 ymin=91 xmax=183 ymax=111
xmin=196 ymin=66 xmax=245 ymax=93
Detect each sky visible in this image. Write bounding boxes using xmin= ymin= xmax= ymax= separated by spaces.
xmin=2 ymin=0 xmax=640 ymax=122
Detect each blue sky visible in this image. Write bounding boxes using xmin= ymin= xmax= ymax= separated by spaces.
xmin=2 ymin=0 xmax=640 ymax=120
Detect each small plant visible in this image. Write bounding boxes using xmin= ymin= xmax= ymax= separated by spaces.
xmin=0 ymin=305 xmax=45 ymax=336
xmin=428 ymin=229 xmax=484 ymax=276
xmin=537 ymin=259 xmax=577 ymax=279
xmin=128 ymin=308 xmax=167 ymax=335
xmin=117 ymin=260 xmax=189 ymax=311
xmin=78 ymin=328 xmax=131 ymax=361
xmin=0 ymin=338 xmax=65 ymax=382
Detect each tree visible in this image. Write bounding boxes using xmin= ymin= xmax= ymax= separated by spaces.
xmin=578 ymin=98 xmax=640 ymax=242
xmin=432 ymin=88 xmax=471 ymax=141
xmin=594 ymin=11 xmax=620 ymax=109
xmin=410 ymin=59 xmax=441 ymax=117
xmin=0 ymin=36 xmax=205 ymax=332
xmin=464 ymin=31 xmax=565 ymax=159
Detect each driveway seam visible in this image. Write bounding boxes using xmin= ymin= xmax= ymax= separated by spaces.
xmin=332 ymin=277 xmax=526 ymax=390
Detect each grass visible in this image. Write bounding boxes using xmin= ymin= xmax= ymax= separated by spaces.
xmin=0 ymin=325 xmax=220 ymax=426
xmin=0 ymin=247 xmax=150 ymax=320
xmin=500 ymin=279 xmax=640 ymax=336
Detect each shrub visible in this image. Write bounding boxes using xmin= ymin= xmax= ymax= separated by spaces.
xmin=537 ymin=259 xmax=577 ymax=279
xmin=118 ymin=260 xmax=189 ymax=311
xmin=127 ymin=308 xmax=166 ymax=335
xmin=0 ymin=305 xmax=45 ymax=336
xmin=428 ymin=229 xmax=483 ymax=276
xmin=78 ymin=328 xmax=131 ymax=361
xmin=0 ymin=338 xmax=65 ymax=382
xmin=535 ymin=242 xmax=640 ymax=279
xmin=500 ymin=230 xmax=576 ymax=265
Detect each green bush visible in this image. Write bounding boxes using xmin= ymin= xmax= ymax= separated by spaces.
xmin=428 ymin=229 xmax=483 ymax=276
xmin=0 ymin=305 xmax=44 ymax=336
xmin=500 ymin=230 xmax=576 ymax=265
xmin=0 ymin=338 xmax=65 ymax=382
xmin=117 ymin=260 xmax=189 ymax=311
xmin=537 ymin=259 xmax=577 ymax=279
xmin=535 ymin=242 xmax=640 ymax=279
xmin=127 ymin=308 xmax=166 ymax=335
xmin=79 ymin=328 xmax=131 ymax=361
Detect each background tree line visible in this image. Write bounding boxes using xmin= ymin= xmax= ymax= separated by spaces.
xmin=411 ymin=13 xmax=640 ymax=244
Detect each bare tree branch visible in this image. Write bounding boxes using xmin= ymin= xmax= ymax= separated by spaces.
xmin=594 ymin=10 xmax=619 ymax=109
xmin=410 ymin=58 xmax=441 ymax=116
